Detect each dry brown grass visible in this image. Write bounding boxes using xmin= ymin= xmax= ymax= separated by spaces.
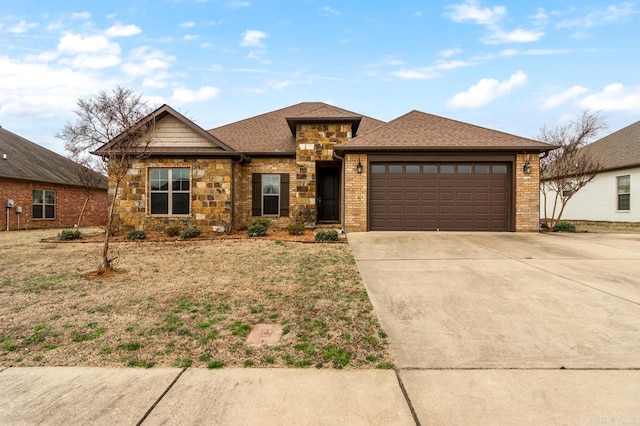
xmin=0 ymin=229 xmax=393 ymax=370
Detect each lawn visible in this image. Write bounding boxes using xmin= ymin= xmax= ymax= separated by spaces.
xmin=0 ymin=229 xmax=393 ymax=370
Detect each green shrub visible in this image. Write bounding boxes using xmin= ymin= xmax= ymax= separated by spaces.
xmin=247 ymin=223 xmax=267 ymax=237
xmin=180 ymin=227 xmax=201 ymax=239
xmin=553 ymin=222 xmax=576 ymax=233
xmin=126 ymin=230 xmax=146 ymax=240
xmin=249 ymin=217 xmax=271 ymax=229
xmin=165 ymin=226 xmax=181 ymax=237
xmin=286 ymin=221 xmax=305 ymax=236
xmin=58 ymin=229 xmax=81 ymax=241
xmin=315 ymin=230 xmax=339 ymax=242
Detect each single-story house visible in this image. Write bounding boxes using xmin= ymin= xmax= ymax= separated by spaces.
xmin=541 ymin=119 xmax=640 ymax=223
xmin=0 ymin=126 xmax=108 ymax=230
xmin=94 ymin=102 xmax=553 ymax=233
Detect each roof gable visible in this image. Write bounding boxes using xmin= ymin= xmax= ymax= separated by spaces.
xmin=0 ymin=127 xmax=107 ymax=189
xmin=581 ymin=120 xmax=640 ymax=171
xmin=337 ymin=110 xmax=553 ymax=152
xmin=209 ymin=102 xmax=385 ymax=154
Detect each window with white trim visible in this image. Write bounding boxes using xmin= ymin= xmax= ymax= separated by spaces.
xmin=617 ymin=175 xmax=630 ymax=211
xmin=262 ymin=174 xmax=280 ymax=215
xmin=33 ymin=189 xmax=55 ymax=219
xmin=150 ymin=168 xmax=190 ymax=215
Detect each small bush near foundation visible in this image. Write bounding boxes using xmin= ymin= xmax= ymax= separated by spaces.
xmin=180 ymin=227 xmax=202 ymax=239
xmin=286 ymin=221 xmax=305 ymax=236
xmin=58 ymin=230 xmax=81 ymax=241
xmin=315 ymin=230 xmax=339 ymax=242
xmin=553 ymin=222 xmax=576 ymax=233
xmin=247 ymin=218 xmax=271 ymax=237
xmin=126 ymin=230 xmax=146 ymax=240
xmin=165 ymin=226 xmax=181 ymax=237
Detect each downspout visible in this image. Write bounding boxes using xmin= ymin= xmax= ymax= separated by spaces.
xmin=231 ymin=156 xmax=244 ymax=232
xmin=333 ymin=150 xmax=346 ymax=234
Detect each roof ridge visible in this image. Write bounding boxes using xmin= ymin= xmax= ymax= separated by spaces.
xmin=208 ymin=102 xmax=327 ymax=131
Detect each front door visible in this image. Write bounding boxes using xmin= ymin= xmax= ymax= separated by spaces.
xmin=317 ymin=167 xmax=340 ymax=222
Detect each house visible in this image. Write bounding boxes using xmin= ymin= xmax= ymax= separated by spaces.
xmin=0 ymin=126 xmax=108 ymax=231
xmin=541 ymin=120 xmax=640 ymax=225
xmin=93 ymin=102 xmax=552 ymax=233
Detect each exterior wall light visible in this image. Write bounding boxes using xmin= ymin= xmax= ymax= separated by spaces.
xmin=356 ymin=160 xmax=363 ymax=174
xmin=523 ymin=156 xmax=532 ymax=174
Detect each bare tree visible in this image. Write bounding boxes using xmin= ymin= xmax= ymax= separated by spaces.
xmin=58 ymin=86 xmax=156 ymax=270
xmin=538 ymin=111 xmax=606 ymax=229
xmin=71 ymin=155 xmax=105 ymax=230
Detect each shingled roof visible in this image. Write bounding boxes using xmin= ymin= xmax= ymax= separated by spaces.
xmin=580 ymin=120 xmax=640 ymax=171
xmin=0 ymin=126 xmax=107 ymax=189
xmin=336 ymin=110 xmax=553 ymax=152
xmin=208 ymin=102 xmax=385 ymax=154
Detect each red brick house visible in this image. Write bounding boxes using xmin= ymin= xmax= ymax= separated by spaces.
xmin=0 ymin=126 xmax=108 ymax=231
xmin=94 ymin=103 xmax=553 ymax=233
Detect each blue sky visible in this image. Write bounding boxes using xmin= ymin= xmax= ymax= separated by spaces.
xmin=1 ymin=0 xmax=639 ymax=155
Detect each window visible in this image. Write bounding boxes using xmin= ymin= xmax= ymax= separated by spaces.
xmin=492 ymin=165 xmax=507 ymax=174
xmin=617 ymin=175 xmax=630 ymax=211
xmin=475 ymin=165 xmax=489 ymax=174
xmin=371 ymin=165 xmax=386 ymax=174
xmin=423 ymin=165 xmax=437 ymax=173
xmin=405 ymin=165 xmax=420 ymax=174
xmin=458 ymin=165 xmax=472 ymax=173
xmin=150 ymin=168 xmax=190 ymax=215
xmin=388 ymin=165 xmax=403 ymax=173
xmin=262 ymin=174 xmax=280 ymax=215
xmin=33 ymin=190 xmax=55 ymax=219
xmin=440 ymin=165 xmax=455 ymax=173
xmin=252 ymin=173 xmax=290 ymax=217
xmin=562 ymin=181 xmax=575 ymax=198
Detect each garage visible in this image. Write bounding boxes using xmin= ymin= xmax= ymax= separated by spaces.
xmin=369 ymin=162 xmax=510 ymax=231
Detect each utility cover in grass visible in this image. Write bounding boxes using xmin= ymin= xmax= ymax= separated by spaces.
xmin=246 ymin=324 xmax=283 ymax=347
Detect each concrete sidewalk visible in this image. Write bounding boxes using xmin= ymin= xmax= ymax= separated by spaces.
xmin=0 ymin=367 xmax=416 ymax=425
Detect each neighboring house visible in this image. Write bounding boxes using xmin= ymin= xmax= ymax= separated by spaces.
xmin=540 ymin=120 xmax=640 ymax=223
xmin=0 ymin=126 xmax=108 ymax=230
xmin=94 ymin=102 xmax=552 ymax=233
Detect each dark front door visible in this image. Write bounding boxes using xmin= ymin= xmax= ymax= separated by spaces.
xmin=317 ymin=167 xmax=340 ymax=222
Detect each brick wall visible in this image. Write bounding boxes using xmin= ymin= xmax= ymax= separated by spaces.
xmin=112 ymin=158 xmax=233 ymax=233
xmin=514 ymin=154 xmax=540 ymax=232
xmin=344 ymin=154 xmax=367 ymax=232
xmin=235 ymin=157 xmax=297 ymax=229
xmin=0 ymin=178 xmax=107 ymax=230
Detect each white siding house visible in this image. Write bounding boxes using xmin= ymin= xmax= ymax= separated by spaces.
xmin=541 ymin=120 xmax=640 ymax=223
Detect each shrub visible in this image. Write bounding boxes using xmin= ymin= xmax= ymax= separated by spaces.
xmin=553 ymin=222 xmax=576 ymax=233
xmin=286 ymin=221 xmax=305 ymax=236
xmin=126 ymin=230 xmax=146 ymax=240
xmin=315 ymin=230 xmax=339 ymax=242
xmin=58 ymin=229 xmax=81 ymax=241
xmin=181 ymin=227 xmax=202 ymax=239
xmin=165 ymin=226 xmax=181 ymax=237
xmin=247 ymin=218 xmax=270 ymax=237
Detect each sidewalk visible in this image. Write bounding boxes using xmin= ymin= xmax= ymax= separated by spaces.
xmin=0 ymin=367 xmax=416 ymax=425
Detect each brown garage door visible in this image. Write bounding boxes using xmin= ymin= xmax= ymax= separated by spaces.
xmin=369 ymin=163 xmax=510 ymax=231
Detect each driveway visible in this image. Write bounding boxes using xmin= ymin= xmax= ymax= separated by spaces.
xmin=348 ymin=232 xmax=640 ymax=425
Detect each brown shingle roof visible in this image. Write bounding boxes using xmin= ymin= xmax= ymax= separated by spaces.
xmin=580 ymin=120 xmax=640 ymax=171
xmin=336 ymin=110 xmax=553 ymax=152
xmin=208 ymin=102 xmax=385 ymax=154
xmin=0 ymin=126 xmax=107 ymax=189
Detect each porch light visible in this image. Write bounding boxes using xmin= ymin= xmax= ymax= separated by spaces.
xmin=523 ymin=157 xmax=532 ymax=174
xmin=356 ymin=160 xmax=363 ymax=174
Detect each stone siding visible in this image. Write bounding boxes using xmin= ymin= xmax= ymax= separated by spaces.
xmin=514 ymin=154 xmax=540 ymax=232
xmin=343 ymin=154 xmax=367 ymax=232
xmin=112 ymin=158 xmax=232 ymax=233
xmin=0 ymin=178 xmax=107 ymax=230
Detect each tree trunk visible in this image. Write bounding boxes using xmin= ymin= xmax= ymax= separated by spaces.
xmin=100 ymin=180 xmax=120 ymax=271
xmin=76 ymin=195 xmax=90 ymax=230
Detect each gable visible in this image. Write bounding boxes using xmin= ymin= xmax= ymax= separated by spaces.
xmin=152 ymin=115 xmax=224 ymax=150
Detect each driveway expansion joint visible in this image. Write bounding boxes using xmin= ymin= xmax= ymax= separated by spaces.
xmin=394 ymin=369 xmax=421 ymax=426
xmin=137 ymin=367 xmax=188 ymax=425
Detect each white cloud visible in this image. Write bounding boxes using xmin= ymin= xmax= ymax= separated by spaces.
xmin=539 ymin=85 xmax=588 ymax=110
xmin=269 ymin=80 xmax=295 ymax=90
xmin=228 ymin=1 xmax=251 ymax=8
xmin=322 ymin=6 xmax=340 ymax=16
xmin=105 ymin=23 xmax=142 ymax=37
xmin=483 ymin=28 xmax=544 ymax=44
xmin=0 ymin=55 xmax=110 ymax=119
xmin=171 ymin=86 xmax=220 ymax=104
xmin=8 ymin=20 xmax=38 ymax=34
xmin=446 ymin=0 xmax=506 ymax=26
xmin=500 ymin=49 xmax=518 ymax=57
xmin=180 ymin=21 xmax=195 ymax=28
xmin=413 ymin=11 xmax=423 ymax=17
xmin=240 ymin=29 xmax=268 ymax=48
xmin=440 ymin=48 xmax=462 ymax=58
xmin=184 ymin=34 xmax=200 ymax=41
xmin=447 ymin=70 xmax=527 ymax=108
xmin=58 ymin=33 xmax=114 ymax=54
xmin=121 ymin=46 xmax=174 ymax=78
xmin=71 ymin=12 xmax=91 ymax=19
xmin=531 ymin=7 xmax=548 ymax=26
xmin=579 ymin=83 xmax=640 ymax=112
xmin=557 ymin=2 xmax=636 ymax=30
xmin=393 ymin=69 xmax=438 ymax=80
xmin=200 ymin=42 xmax=213 ymax=48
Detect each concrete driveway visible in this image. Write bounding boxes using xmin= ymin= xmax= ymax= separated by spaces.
xmin=348 ymin=232 xmax=640 ymax=425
